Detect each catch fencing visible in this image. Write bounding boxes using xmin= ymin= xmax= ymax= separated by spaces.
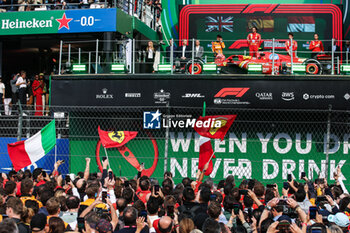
xmin=1 ymin=104 xmax=350 ymax=186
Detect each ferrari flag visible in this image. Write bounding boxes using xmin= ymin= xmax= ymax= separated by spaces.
xmin=194 ymin=115 xmax=237 ymax=141
xmin=7 ymin=120 xmax=56 ymax=171
xmin=98 ymin=126 xmax=138 ymax=148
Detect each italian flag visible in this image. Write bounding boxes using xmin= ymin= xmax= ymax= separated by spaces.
xmin=7 ymin=120 xmax=56 ymax=171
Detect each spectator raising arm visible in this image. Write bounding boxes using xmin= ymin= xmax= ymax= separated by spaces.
xmin=83 ymin=158 xmax=90 ymax=181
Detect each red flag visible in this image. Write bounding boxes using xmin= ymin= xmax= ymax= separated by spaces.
xmin=194 ymin=115 xmax=236 ymax=141
xmin=198 ymin=136 xmax=216 ymax=176
xmin=98 ymin=126 xmax=137 ymax=148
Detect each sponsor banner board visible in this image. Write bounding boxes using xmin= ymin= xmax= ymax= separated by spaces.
xmin=52 ymin=76 xmax=350 ymax=110
xmin=0 ymin=8 xmax=116 ymax=35
xmin=69 ymin=114 xmax=350 ymax=184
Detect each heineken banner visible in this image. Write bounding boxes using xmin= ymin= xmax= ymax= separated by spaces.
xmin=0 ymin=8 xmax=116 ymax=35
xmin=51 ymin=75 xmax=350 ymax=110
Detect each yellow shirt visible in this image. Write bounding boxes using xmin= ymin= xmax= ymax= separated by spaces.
xmin=80 ymin=198 xmax=107 ymax=209
xmin=20 ymin=195 xmax=43 ymax=209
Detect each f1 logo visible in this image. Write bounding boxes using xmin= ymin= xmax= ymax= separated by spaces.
xmin=214 ymin=88 xmax=250 ymax=98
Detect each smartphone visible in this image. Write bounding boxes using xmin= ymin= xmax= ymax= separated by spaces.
xmin=102 ymin=191 xmax=107 ymax=203
xmin=278 ymin=199 xmax=287 ymax=205
xmin=266 ymin=184 xmax=276 ymax=189
xmin=233 ymin=203 xmax=240 ymax=214
xmin=77 ymin=217 xmax=85 ymax=232
xmin=61 ymin=160 xmax=65 ymax=164
xmin=287 ymin=174 xmax=292 ymax=182
xmin=239 ymin=189 xmax=248 ymax=195
xmin=108 ymin=171 xmax=113 ymax=180
xmin=210 ymin=194 xmax=217 ymax=201
xmin=309 ymin=206 xmax=317 ymax=219
xmin=248 ymin=179 xmax=255 ymax=190
xmin=283 ymin=182 xmax=289 ymax=190
xmin=102 ymin=157 xmax=107 ymax=162
xmin=167 ymin=206 xmax=174 ymax=219
xmin=301 ymin=172 xmax=306 ymax=179
xmin=140 ymin=210 xmax=148 ymax=221
xmin=154 ymin=185 xmax=160 ymax=193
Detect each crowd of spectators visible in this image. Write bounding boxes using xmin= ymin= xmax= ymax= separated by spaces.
xmin=0 ymin=157 xmax=349 ymax=233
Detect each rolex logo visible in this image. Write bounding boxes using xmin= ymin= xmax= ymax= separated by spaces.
xmin=96 ymin=88 xmax=113 ymax=99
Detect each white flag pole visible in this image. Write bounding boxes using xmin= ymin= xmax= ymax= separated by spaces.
xmin=104 ymin=146 xmax=111 ymax=170
xmin=208 ymin=151 xmax=215 ymax=162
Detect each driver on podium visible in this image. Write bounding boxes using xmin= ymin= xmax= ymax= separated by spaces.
xmin=247 ymin=27 xmax=261 ymax=58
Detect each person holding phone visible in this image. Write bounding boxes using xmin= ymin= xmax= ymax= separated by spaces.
xmin=136 ymin=177 xmax=151 ymax=204
xmin=61 ymin=195 xmax=81 ymax=230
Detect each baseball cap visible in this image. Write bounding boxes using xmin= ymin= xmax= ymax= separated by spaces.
xmin=31 ymin=213 xmax=47 ymax=232
xmin=95 ymin=219 xmax=113 ymax=233
xmin=277 ymin=215 xmax=292 ymax=223
xmin=328 ymin=212 xmax=350 ymax=228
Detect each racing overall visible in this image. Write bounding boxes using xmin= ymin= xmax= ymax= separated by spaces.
xmin=247 ymin=32 xmax=261 ymax=57
xmin=285 ymin=40 xmax=298 ymax=57
xmin=309 ymin=40 xmax=324 ymax=58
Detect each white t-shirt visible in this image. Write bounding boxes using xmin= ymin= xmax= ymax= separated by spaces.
xmin=182 ymin=46 xmax=186 ymax=57
xmin=0 ymin=83 xmax=4 ymax=94
xmin=16 ymin=77 xmax=26 ymax=89
xmin=148 ymin=49 xmax=153 ymax=59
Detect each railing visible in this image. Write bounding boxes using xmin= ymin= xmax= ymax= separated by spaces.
xmin=58 ymin=38 xmax=349 ymax=75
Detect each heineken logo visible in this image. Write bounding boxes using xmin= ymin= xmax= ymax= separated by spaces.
xmin=1 ymin=13 xmax=72 ymax=30
xmin=2 ymin=18 xmax=53 ymax=29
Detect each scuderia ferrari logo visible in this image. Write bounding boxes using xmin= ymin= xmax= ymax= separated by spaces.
xmin=209 ymin=117 xmax=227 ymax=135
xmin=108 ymin=131 xmax=125 ymax=143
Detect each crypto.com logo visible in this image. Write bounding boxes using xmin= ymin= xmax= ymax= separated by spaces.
xmin=214 ymin=88 xmax=250 ymax=98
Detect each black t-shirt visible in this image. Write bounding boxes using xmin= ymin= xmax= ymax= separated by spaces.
xmin=114 ymin=226 xmax=149 ymax=233
xmin=13 ymin=218 xmax=30 ymax=233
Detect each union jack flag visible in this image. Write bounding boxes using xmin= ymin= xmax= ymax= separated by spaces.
xmin=205 ymin=16 xmax=234 ymax=32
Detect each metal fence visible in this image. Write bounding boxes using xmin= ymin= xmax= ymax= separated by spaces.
xmin=58 ymin=38 xmax=348 ymax=75
xmin=1 ymin=104 xmax=350 ymax=185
